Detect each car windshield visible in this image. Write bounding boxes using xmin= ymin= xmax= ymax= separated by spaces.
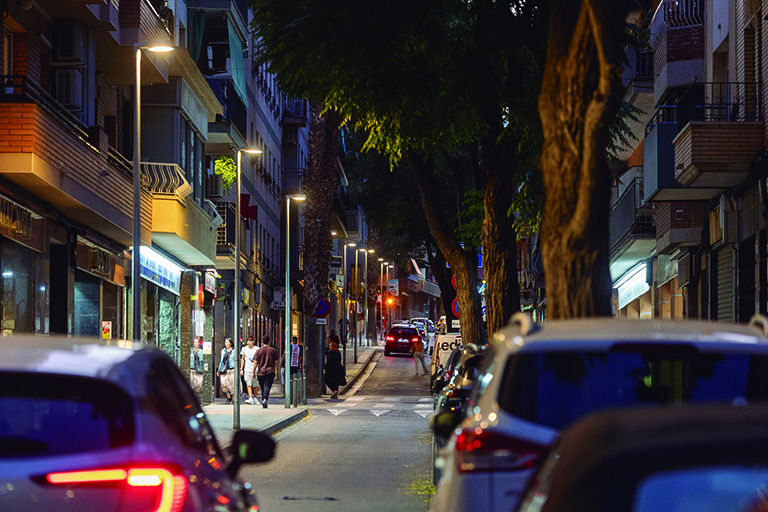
xmin=0 ymin=373 xmax=134 ymax=458
xmin=498 ymin=350 xmax=768 ymax=430
xmin=389 ymin=328 xmax=417 ymax=338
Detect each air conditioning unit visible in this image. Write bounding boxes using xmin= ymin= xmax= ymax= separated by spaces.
xmin=55 ymin=69 xmax=83 ymax=110
xmin=207 ymin=174 xmax=224 ymax=199
xmin=54 ymin=22 xmax=84 ymax=64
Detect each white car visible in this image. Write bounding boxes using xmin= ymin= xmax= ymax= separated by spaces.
xmin=0 ymin=337 xmax=274 ymax=512
xmin=410 ymin=318 xmax=436 ymax=352
xmin=432 ymin=313 xmax=768 ymax=512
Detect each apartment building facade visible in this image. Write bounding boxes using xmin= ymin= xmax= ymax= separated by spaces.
xmin=610 ymin=0 xmax=768 ymax=322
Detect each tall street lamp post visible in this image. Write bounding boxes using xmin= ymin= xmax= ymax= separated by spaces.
xmin=365 ymin=248 xmax=374 ymax=347
xmin=354 ymin=247 xmax=362 ymax=363
xmin=343 ymin=242 xmax=355 ymax=371
xmin=133 ymin=43 xmax=174 ymax=343
xmin=284 ymin=193 xmax=306 ymax=408
xmin=378 ymin=258 xmax=384 ymax=340
xmin=233 ymin=148 xmax=261 ymax=428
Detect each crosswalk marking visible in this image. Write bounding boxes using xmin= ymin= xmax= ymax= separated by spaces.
xmin=415 ymin=411 xmax=431 ymax=418
xmin=345 ymin=396 xmax=365 ymax=401
xmin=382 ymin=397 xmax=401 ymax=402
xmin=419 ymin=398 xmax=432 ymax=402
xmin=414 ymin=404 xmax=432 ymax=409
xmin=372 ymin=403 xmax=395 ymax=408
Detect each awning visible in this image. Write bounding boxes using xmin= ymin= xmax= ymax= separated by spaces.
xmin=227 ymin=19 xmax=248 ymax=107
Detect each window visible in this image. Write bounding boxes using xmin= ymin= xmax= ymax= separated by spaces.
xmin=0 ymin=373 xmax=134 ymax=458
xmin=498 ymin=350 xmax=768 ymax=430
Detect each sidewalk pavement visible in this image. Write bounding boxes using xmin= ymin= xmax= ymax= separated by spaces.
xmin=203 ymin=344 xmax=378 ymax=450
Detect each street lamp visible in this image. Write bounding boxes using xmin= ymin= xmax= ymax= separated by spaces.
xmin=233 ymin=148 xmax=261 ymax=428
xmin=354 ymin=247 xmax=365 ymax=363
xmin=133 ymin=43 xmax=175 ymax=343
xmin=284 ymin=193 xmax=306 ymax=408
xmin=365 ymin=249 xmax=374 ymax=347
xmin=342 ymin=242 xmax=355 ymax=371
xmin=378 ymin=258 xmax=384 ymax=340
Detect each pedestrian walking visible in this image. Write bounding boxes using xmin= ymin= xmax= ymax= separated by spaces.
xmin=324 ymin=341 xmax=346 ymax=399
xmin=216 ymin=338 xmax=235 ymax=404
xmin=280 ymin=336 xmax=303 ymax=378
xmin=254 ymin=336 xmax=278 ymax=408
xmin=328 ymin=328 xmax=340 ymax=350
xmin=241 ymin=336 xmax=259 ymax=404
xmin=410 ymin=336 xmax=429 ymax=376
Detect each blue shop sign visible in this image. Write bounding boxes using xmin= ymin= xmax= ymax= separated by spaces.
xmin=139 ymin=249 xmax=182 ymax=295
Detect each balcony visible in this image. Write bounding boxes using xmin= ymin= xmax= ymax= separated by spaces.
xmin=644 ymin=105 xmax=695 ymax=201
xmin=187 ymin=0 xmax=249 ymax=40
xmin=655 ymin=202 xmax=703 ymax=256
xmin=346 ymin=209 xmax=362 ymax=242
xmin=214 ymin=201 xmax=247 ymax=269
xmin=205 ymin=78 xmax=247 ymax=155
xmin=283 ymin=168 xmax=303 ymax=195
xmin=0 ymin=76 xmax=152 ymax=246
xmin=651 ymin=0 xmax=705 ymax=105
xmin=143 ymin=162 xmax=217 ymax=266
xmin=674 ymin=82 xmax=763 ymax=194
xmin=282 ymin=98 xmax=308 ymax=127
xmin=609 ymin=178 xmax=656 ymax=282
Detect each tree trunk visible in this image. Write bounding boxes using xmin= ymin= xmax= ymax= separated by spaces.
xmin=426 ymin=237 xmax=455 ymax=320
xmin=406 ymin=152 xmax=483 ymax=346
xmin=538 ymin=0 xmax=630 ymax=319
xmin=302 ymin=103 xmax=341 ymax=396
xmin=481 ymin=124 xmax=521 ymax=337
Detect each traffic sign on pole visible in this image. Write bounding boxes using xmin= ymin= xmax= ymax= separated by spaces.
xmin=451 ymin=298 xmax=460 ymax=319
xmin=316 ymin=298 xmax=331 ymax=318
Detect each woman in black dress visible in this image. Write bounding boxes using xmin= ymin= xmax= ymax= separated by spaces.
xmin=324 ymin=342 xmax=346 ymax=399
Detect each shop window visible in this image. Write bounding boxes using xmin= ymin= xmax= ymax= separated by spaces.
xmin=1 ymin=241 xmax=36 ymax=334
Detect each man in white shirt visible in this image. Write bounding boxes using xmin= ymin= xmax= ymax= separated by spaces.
xmin=240 ymin=336 xmax=259 ymax=404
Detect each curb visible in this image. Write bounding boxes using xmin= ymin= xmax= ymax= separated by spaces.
xmin=340 ymin=347 xmax=378 ymax=395
xmin=261 ymin=408 xmax=310 ymax=436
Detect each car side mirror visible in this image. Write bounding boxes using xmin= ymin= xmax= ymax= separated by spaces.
xmin=432 ymin=410 xmax=464 ymax=440
xmin=227 ymin=430 xmax=275 ymax=477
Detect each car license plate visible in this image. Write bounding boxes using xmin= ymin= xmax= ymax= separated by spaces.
xmin=399 ymin=338 xmax=408 ymax=343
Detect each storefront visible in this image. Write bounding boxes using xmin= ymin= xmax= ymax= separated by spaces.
xmin=74 ymin=237 xmax=126 ymax=339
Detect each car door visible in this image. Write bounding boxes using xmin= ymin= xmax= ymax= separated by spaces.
xmin=146 ymin=360 xmax=251 ymax=510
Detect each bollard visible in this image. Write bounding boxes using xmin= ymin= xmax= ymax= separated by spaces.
xmin=302 ymin=370 xmax=307 ymax=405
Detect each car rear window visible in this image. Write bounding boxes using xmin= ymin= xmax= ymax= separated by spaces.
xmin=0 ymin=372 xmax=134 ymax=458
xmin=389 ymin=328 xmax=417 ymax=338
xmin=498 ymin=351 xmax=768 ymax=430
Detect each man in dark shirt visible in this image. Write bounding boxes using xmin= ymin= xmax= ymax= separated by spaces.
xmin=253 ymin=336 xmax=278 ymax=409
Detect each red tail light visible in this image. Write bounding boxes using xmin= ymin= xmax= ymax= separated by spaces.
xmin=46 ymin=467 xmax=187 ymax=512
xmin=455 ymin=430 xmax=544 ymax=474
xmin=445 ymin=388 xmax=471 ymax=400
xmin=386 ymin=335 xmax=395 ymax=341
xmin=411 ymin=337 xmax=419 ymax=343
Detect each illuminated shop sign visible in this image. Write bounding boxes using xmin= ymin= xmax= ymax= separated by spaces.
xmin=137 ymin=246 xmax=182 ymax=295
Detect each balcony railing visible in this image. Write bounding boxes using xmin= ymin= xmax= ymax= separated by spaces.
xmin=346 ymin=210 xmax=361 ymax=232
xmin=609 ymin=178 xmax=654 ymax=250
xmin=660 ymin=0 xmax=704 ymax=28
xmin=677 ymin=82 xmax=762 ymax=129
xmin=204 ymin=199 xmax=224 ymax=229
xmin=283 ymin=168 xmax=304 ymax=193
xmin=142 ymin=163 xmax=192 ymax=198
xmin=645 ymin=105 xmax=678 ymax=136
xmin=215 ymin=201 xmax=236 ymax=247
xmin=1 ymin=75 xmax=89 ymax=142
xmin=635 ymin=50 xmax=654 ymax=78
xmin=207 ymin=78 xmax=247 ymax=139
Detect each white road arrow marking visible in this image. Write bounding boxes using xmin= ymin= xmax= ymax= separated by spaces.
xmin=416 ymin=411 xmax=431 ymax=418
xmin=328 ymin=409 xmax=346 ymax=416
xmin=370 ymin=410 xmax=388 ymax=417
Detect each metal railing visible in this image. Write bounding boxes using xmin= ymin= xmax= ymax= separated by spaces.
xmin=107 ymin=146 xmax=135 ymax=181
xmin=1 ymin=75 xmax=89 ymax=142
xmin=609 ymin=178 xmax=654 ymax=250
xmin=283 ymin=169 xmax=304 ymax=193
xmin=283 ymin=98 xmax=306 ymax=118
xmin=204 ymin=199 xmax=224 ymax=229
xmin=635 ymin=50 xmax=654 ymax=78
xmin=215 ymin=201 xmax=236 ymax=246
xmin=207 ymin=78 xmax=247 ymax=139
xmin=677 ymin=82 xmax=762 ymax=129
xmin=661 ymin=0 xmax=704 ymax=28
xmin=141 ymin=163 xmax=192 ymax=197
xmin=645 ymin=105 xmax=678 ymax=136
xmin=346 ymin=210 xmax=361 ymax=232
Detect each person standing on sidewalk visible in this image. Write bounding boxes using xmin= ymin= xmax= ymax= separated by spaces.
xmin=410 ymin=337 xmax=429 ymax=376
xmin=254 ymin=336 xmax=278 ymax=409
xmin=217 ymin=338 xmax=235 ymax=404
xmin=324 ymin=342 xmax=346 ymax=399
xmin=241 ymin=337 xmax=259 ymax=404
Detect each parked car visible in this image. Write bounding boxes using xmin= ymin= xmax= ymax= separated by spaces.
xmin=384 ymin=324 xmax=424 ymax=356
xmin=0 ymin=337 xmax=275 ymax=512
xmin=432 ymin=313 xmax=768 ymax=512
xmin=516 ymin=404 xmax=768 ymax=512
xmin=411 ymin=318 xmax=436 ymax=352
xmin=431 ymin=345 xmax=486 ymax=484
xmin=431 ymin=346 xmax=463 ymax=397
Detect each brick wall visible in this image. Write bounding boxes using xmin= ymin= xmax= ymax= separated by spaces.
xmin=0 ymin=102 xmax=152 ymax=231
xmin=656 ymin=203 xmax=672 ymax=239
xmin=675 ymin=122 xmax=764 ymax=178
xmin=670 ymin=202 xmax=704 ymax=230
xmin=667 ymin=26 xmax=705 ymax=62
xmin=119 ymin=0 xmax=141 ymax=29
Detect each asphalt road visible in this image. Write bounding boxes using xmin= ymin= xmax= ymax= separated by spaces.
xmin=242 ymin=349 xmax=434 ymax=512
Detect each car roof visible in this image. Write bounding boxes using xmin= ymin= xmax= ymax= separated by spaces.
xmin=493 ymin=318 xmax=768 ymax=353
xmin=0 ymin=336 xmax=166 ymax=397
xmin=536 ymin=405 xmax=768 ymax=512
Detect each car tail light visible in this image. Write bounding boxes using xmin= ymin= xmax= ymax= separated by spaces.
xmin=454 ymin=429 xmax=544 ymax=474
xmin=411 ymin=337 xmax=419 ymax=343
xmin=445 ymin=388 xmax=471 ymax=401
xmin=46 ymin=467 xmax=187 ymax=512
xmin=386 ymin=335 xmax=395 ymax=341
